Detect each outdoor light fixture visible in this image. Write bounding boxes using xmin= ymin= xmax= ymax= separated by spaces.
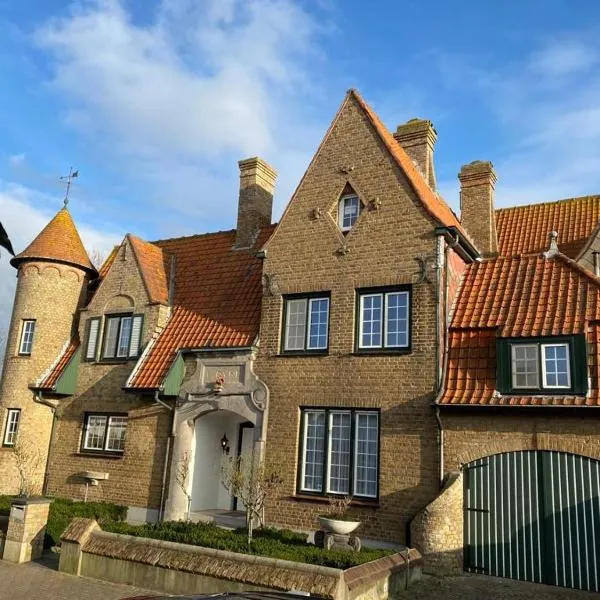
xmin=220 ymin=433 xmax=230 ymax=455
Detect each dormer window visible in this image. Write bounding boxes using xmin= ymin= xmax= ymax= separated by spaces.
xmin=338 ymin=195 xmax=360 ymax=232
xmin=102 ymin=314 xmax=143 ymax=360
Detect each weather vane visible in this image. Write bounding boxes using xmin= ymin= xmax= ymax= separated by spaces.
xmin=59 ymin=167 xmax=79 ymax=207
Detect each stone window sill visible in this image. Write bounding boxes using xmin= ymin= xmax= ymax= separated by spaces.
xmin=290 ymin=494 xmax=380 ymax=509
xmin=73 ymin=451 xmax=124 ymax=460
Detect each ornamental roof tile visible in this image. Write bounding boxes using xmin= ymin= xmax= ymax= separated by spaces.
xmin=10 ymin=207 xmax=95 ymax=273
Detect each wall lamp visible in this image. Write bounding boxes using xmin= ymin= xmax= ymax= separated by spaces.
xmin=220 ymin=433 xmax=230 ymax=456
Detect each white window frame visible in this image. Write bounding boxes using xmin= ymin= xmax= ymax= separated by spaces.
xmin=3 ymin=409 xmax=20 ymax=446
xmin=299 ymin=408 xmax=379 ymax=499
xmin=101 ymin=314 xmax=143 ymax=360
xmin=358 ymin=290 xmax=410 ymax=350
xmin=83 ymin=414 xmax=127 ymax=453
xmin=338 ymin=194 xmax=360 ymax=232
xmin=283 ymin=296 xmax=329 ymax=352
xmin=19 ymin=320 xmax=36 ymax=355
xmin=541 ymin=343 xmax=571 ymax=389
xmin=511 ymin=344 xmax=540 ymax=389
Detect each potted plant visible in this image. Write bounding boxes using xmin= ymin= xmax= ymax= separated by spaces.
xmin=318 ymin=495 xmax=361 ymax=535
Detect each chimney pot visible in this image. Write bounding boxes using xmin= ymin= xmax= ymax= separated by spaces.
xmin=394 ymin=118 xmax=437 ymax=190
xmin=235 ymin=157 xmax=276 ymax=249
xmin=458 ymin=160 xmax=498 ymax=257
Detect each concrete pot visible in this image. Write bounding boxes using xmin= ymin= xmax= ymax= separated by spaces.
xmin=318 ymin=516 xmax=361 ymax=535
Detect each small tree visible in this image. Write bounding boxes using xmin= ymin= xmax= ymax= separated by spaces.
xmin=220 ymin=451 xmax=282 ymax=544
xmin=12 ymin=437 xmax=43 ymax=497
xmin=175 ymin=450 xmax=193 ymax=519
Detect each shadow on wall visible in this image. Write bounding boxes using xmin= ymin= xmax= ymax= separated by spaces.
xmin=46 ymin=363 xmax=171 ymax=514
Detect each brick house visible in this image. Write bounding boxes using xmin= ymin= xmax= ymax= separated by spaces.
xmin=0 ymin=89 xmax=599 ymax=591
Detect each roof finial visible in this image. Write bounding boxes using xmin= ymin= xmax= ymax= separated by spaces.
xmin=544 ymin=230 xmax=559 ymax=258
xmin=59 ymin=167 xmax=79 ymax=208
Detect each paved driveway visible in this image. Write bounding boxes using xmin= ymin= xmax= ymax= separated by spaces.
xmin=0 ymin=553 xmax=153 ymax=600
xmin=397 ymin=573 xmax=598 ymax=600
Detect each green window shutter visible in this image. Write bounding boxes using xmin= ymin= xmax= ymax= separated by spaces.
xmin=572 ymin=334 xmax=588 ymax=395
xmin=496 ymin=338 xmax=511 ymax=393
xmin=85 ymin=318 xmax=100 ymax=361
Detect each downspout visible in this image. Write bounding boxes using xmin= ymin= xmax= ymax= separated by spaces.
xmin=154 ymin=389 xmax=174 ymax=521
xmin=34 ymin=391 xmax=58 ymax=496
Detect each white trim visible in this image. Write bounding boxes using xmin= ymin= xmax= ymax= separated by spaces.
xmin=338 ymin=194 xmax=360 ymax=232
xmin=19 ymin=320 xmax=35 ymax=355
xmin=284 ymin=298 xmax=307 ymax=351
xmin=541 ymin=343 xmax=571 ymax=388
xmin=325 ymin=410 xmax=351 ymax=495
xmin=306 ymin=297 xmax=329 ymax=350
xmin=510 ymin=344 xmax=540 ymax=389
xmin=358 ymin=293 xmax=383 ymax=349
xmin=3 ymin=409 xmax=20 ymax=446
xmin=353 ymin=411 xmax=378 ymax=498
xmin=300 ymin=410 xmax=325 ymax=493
xmin=383 ymin=291 xmax=410 ymax=348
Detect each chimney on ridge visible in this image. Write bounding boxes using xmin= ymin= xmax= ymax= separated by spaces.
xmin=459 ymin=160 xmax=498 ymax=257
xmin=235 ymin=157 xmax=277 ymax=249
xmin=393 ymin=118 xmax=437 ymax=190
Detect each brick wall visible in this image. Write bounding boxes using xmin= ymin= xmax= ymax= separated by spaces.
xmin=258 ymin=94 xmax=444 ymax=544
xmin=45 ymin=239 xmax=172 ymax=514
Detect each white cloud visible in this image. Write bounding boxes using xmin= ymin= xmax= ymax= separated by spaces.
xmin=529 ymin=40 xmax=597 ymax=78
xmin=34 ymin=0 xmax=330 ymax=225
xmin=8 ymin=153 xmax=25 ymax=167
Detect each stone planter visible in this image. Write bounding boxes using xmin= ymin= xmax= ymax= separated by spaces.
xmin=318 ymin=516 xmax=361 ymax=535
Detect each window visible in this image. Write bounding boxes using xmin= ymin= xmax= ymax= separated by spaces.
xmin=82 ymin=414 xmax=127 ymax=453
xmin=299 ymin=408 xmax=379 ymax=499
xmin=338 ymin=195 xmax=360 ymax=232
xmin=102 ymin=314 xmax=143 ymax=360
xmin=357 ymin=288 xmax=410 ymax=351
xmin=283 ymin=295 xmax=330 ymax=353
xmin=497 ymin=335 xmax=586 ymax=395
xmin=3 ymin=409 xmax=20 ymax=446
xmin=19 ymin=320 xmax=36 ymax=355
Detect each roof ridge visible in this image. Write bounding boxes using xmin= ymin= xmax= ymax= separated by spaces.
xmin=150 ymin=228 xmax=236 ymax=245
xmin=496 ymin=194 xmax=600 ymax=213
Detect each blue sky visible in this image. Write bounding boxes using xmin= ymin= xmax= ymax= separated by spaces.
xmin=1 ymin=0 xmax=600 ymax=333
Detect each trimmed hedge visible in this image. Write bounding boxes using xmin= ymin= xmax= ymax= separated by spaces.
xmin=104 ymin=521 xmax=393 ymax=569
xmin=0 ymin=496 xmax=126 ymax=548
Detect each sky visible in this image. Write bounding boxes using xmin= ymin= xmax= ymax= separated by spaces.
xmin=1 ymin=0 xmax=600 ymax=337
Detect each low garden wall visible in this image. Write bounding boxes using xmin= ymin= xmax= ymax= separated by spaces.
xmin=60 ymin=518 xmax=422 ymax=600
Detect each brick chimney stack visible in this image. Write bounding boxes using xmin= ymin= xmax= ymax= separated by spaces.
xmin=394 ymin=119 xmax=437 ymax=190
xmin=459 ymin=160 xmax=498 ymax=257
xmin=235 ymin=157 xmax=276 ymax=249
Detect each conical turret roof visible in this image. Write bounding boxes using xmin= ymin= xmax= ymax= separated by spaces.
xmin=10 ymin=207 xmax=96 ymax=273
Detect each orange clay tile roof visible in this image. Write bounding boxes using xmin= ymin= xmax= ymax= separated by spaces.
xmin=10 ymin=207 xmax=95 ymax=273
xmin=350 ymin=90 xmax=467 ymax=239
xmin=128 ymin=226 xmax=275 ymax=389
xmin=35 ymin=338 xmax=80 ymax=391
xmin=128 ymin=234 xmax=170 ymax=304
xmin=440 ymin=253 xmax=600 ymax=406
xmin=496 ymin=195 xmax=600 ymax=258
xmin=98 ymin=245 xmax=118 ymax=279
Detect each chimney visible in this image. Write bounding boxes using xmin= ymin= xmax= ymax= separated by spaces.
xmin=459 ymin=161 xmax=498 ymax=257
xmin=393 ymin=118 xmax=437 ymax=190
xmin=235 ymin=157 xmax=276 ymax=248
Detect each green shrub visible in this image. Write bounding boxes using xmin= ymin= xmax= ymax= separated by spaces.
xmin=0 ymin=496 xmax=127 ymax=548
xmin=104 ymin=520 xmax=393 ymax=569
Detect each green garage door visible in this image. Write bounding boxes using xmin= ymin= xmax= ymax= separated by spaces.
xmin=464 ymin=451 xmax=600 ymax=592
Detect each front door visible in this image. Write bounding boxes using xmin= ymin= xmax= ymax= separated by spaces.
xmin=464 ymin=450 xmax=600 ymax=591
xmin=233 ymin=422 xmax=254 ymax=512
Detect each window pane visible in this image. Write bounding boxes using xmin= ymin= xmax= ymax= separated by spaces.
xmin=3 ymin=409 xmax=20 ymax=446
xmin=360 ymin=295 xmax=382 ymax=348
xmin=117 ymin=316 xmax=132 ymax=358
xmin=84 ymin=416 xmax=107 ymax=450
xmin=328 ymin=412 xmax=351 ymax=494
xmin=354 ymin=412 xmax=378 ymax=497
xmin=86 ymin=319 xmax=100 ymax=360
xmin=285 ymin=299 xmax=307 ymax=350
xmin=385 ymin=292 xmax=409 ymax=347
xmin=20 ymin=320 xmax=35 ymax=354
xmin=106 ymin=416 xmax=127 ymax=451
xmin=307 ymin=298 xmax=329 ymax=350
xmin=302 ymin=411 xmax=326 ymax=491
xmin=341 ymin=196 xmax=359 ymax=230
xmin=511 ymin=345 xmax=539 ymax=388
xmin=103 ymin=317 xmax=120 ymax=358
xmin=543 ymin=344 xmax=570 ymax=388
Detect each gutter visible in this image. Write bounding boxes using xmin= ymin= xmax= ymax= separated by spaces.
xmin=434 ymin=226 xmax=479 ymax=262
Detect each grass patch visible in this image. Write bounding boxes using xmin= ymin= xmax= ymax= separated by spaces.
xmin=104 ymin=520 xmax=394 ymax=569
xmin=0 ymin=496 xmax=127 ymax=548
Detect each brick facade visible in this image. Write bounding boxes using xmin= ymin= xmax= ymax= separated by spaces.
xmin=258 ymin=93 xmax=449 ymax=544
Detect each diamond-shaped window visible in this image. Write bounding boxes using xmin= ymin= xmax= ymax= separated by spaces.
xmin=332 ymin=185 xmax=365 ymax=234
